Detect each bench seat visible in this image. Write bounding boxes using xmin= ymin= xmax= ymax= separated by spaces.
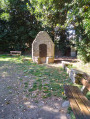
xmin=10 ymin=51 xmax=21 ymax=56
xmin=64 ymin=85 xmax=90 ymax=119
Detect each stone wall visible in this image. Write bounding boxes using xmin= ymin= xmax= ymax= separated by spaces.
xmin=32 ymin=31 xmax=54 ymax=64
xmin=62 ymin=61 xmax=90 ymax=84
xmin=71 ymin=47 xmax=77 ymax=57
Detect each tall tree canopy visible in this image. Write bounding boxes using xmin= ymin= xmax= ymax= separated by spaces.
xmin=0 ymin=0 xmax=90 ymax=62
xmin=31 ymin=0 xmax=72 ymax=27
xmin=0 ymin=0 xmax=42 ymax=51
xmin=30 ymin=0 xmax=72 ymax=55
xmin=67 ymin=0 xmax=90 ymax=62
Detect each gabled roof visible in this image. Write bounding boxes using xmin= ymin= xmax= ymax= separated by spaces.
xmin=32 ymin=31 xmax=54 ymax=44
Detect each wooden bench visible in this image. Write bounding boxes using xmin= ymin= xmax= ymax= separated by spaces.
xmin=10 ymin=51 xmax=21 ymax=56
xmin=64 ymin=77 xmax=90 ymax=119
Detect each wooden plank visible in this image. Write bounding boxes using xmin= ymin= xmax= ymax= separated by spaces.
xmin=10 ymin=51 xmax=21 ymax=56
xmin=10 ymin=51 xmax=21 ymax=54
xmin=10 ymin=51 xmax=21 ymax=52
xmin=71 ymin=86 xmax=90 ymax=112
xmin=69 ymin=86 xmax=90 ymax=119
xmin=81 ymin=78 xmax=90 ymax=91
xmin=64 ymin=85 xmax=84 ymax=119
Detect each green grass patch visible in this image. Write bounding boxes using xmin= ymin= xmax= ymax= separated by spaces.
xmin=67 ymin=107 xmax=75 ymax=119
xmin=24 ymin=82 xmax=29 ymax=88
xmin=0 ymin=54 xmax=71 ymax=99
xmin=70 ymin=112 xmax=75 ymax=119
xmin=19 ymin=78 xmax=23 ymax=81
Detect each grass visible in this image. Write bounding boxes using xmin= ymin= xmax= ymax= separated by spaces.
xmin=1 ymin=54 xmax=89 ymax=118
xmin=26 ymin=66 xmax=70 ymax=98
xmin=67 ymin=107 xmax=75 ymax=119
xmin=67 ymin=64 xmax=76 ymax=69
xmin=0 ymin=54 xmax=71 ymax=99
xmin=0 ymin=55 xmax=89 ymax=99
xmin=72 ymin=61 xmax=90 ymax=75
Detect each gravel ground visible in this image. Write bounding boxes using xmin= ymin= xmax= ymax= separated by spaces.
xmin=0 ymin=60 xmax=70 ymax=119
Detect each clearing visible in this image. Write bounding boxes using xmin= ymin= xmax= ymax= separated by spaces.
xmin=0 ymin=55 xmax=72 ymax=119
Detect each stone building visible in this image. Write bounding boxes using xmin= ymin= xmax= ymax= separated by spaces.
xmin=32 ymin=31 xmax=54 ymax=64
xmin=71 ymin=47 xmax=77 ymax=57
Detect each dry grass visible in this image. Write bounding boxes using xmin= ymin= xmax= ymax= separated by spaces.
xmin=72 ymin=61 xmax=90 ymax=75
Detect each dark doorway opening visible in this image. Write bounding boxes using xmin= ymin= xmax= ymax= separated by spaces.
xmin=39 ymin=44 xmax=47 ymax=57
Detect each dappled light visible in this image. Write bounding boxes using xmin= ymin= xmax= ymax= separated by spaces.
xmin=0 ymin=0 xmax=90 ymax=118
xmin=1 ymin=72 xmax=9 ymax=78
xmin=0 ymin=55 xmax=71 ymax=119
xmin=24 ymin=101 xmax=37 ymax=109
xmin=42 ymin=106 xmax=59 ymax=113
xmin=0 ymin=55 xmax=26 ymax=64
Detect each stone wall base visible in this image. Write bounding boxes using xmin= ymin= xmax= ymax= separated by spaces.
xmin=33 ymin=56 xmax=54 ymax=64
xmin=46 ymin=57 xmax=54 ymax=64
xmin=32 ymin=57 xmax=41 ymax=64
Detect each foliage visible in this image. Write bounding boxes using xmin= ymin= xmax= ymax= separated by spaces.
xmin=30 ymin=0 xmax=72 ymax=55
xmin=0 ymin=0 xmax=72 ymax=55
xmin=67 ymin=0 xmax=90 ymax=62
xmin=31 ymin=0 xmax=72 ymax=27
xmin=0 ymin=0 xmax=90 ymax=62
xmin=0 ymin=0 xmax=42 ymax=52
xmin=54 ymin=27 xmax=70 ymax=55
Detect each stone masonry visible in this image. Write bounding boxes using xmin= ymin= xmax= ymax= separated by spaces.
xmin=32 ymin=31 xmax=54 ymax=64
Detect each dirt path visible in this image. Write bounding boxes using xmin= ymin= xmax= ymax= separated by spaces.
xmin=0 ymin=60 xmax=70 ymax=119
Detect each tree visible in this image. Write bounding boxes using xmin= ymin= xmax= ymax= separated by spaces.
xmin=30 ymin=0 xmax=72 ymax=55
xmin=1 ymin=0 xmax=90 ymax=62
xmin=0 ymin=0 xmax=42 ymax=52
xmin=66 ymin=0 xmax=90 ymax=62
xmin=31 ymin=0 xmax=72 ymax=27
